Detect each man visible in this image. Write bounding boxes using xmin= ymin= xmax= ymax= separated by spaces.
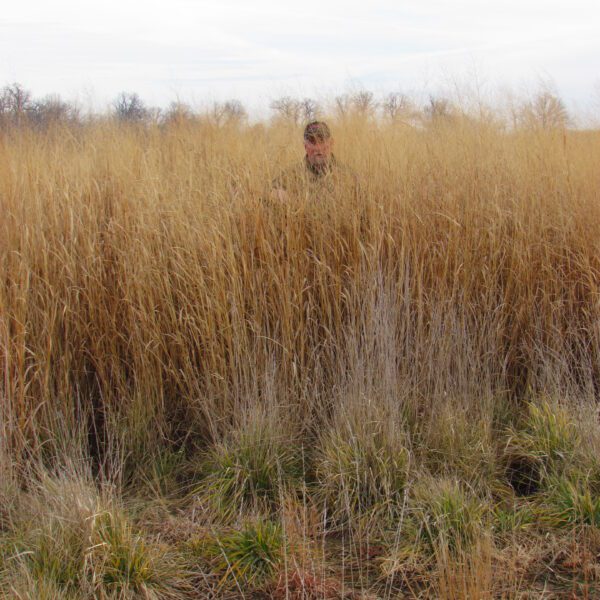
xmin=271 ymin=121 xmax=353 ymax=202
xmin=263 ymin=121 xmax=367 ymax=277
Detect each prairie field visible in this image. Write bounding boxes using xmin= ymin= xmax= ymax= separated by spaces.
xmin=2 ymin=110 xmax=600 ymax=598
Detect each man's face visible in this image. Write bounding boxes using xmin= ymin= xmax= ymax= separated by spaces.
xmin=304 ymin=136 xmax=333 ymax=166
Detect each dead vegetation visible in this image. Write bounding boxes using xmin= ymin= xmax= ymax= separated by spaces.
xmin=1 ymin=96 xmax=600 ymax=598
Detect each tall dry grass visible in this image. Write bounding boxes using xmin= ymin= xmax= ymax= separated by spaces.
xmin=2 ymin=112 xmax=600 ymax=597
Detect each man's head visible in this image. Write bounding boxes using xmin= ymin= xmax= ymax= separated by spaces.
xmin=303 ymin=121 xmax=333 ymax=168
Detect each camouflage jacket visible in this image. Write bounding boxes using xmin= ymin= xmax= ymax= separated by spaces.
xmin=263 ymin=154 xmax=372 ymax=250
xmin=270 ymin=155 xmax=359 ymax=199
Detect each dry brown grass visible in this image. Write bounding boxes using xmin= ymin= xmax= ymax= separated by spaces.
xmin=2 ymin=112 xmax=600 ymax=597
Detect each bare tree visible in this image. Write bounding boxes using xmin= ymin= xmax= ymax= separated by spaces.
xmin=300 ymin=98 xmax=321 ymax=122
xmin=333 ymin=91 xmax=377 ymax=118
xmin=423 ymin=96 xmax=457 ymax=125
xmin=334 ymin=94 xmax=352 ymax=118
xmin=210 ymin=100 xmax=247 ymax=126
xmin=382 ymin=92 xmax=416 ymax=123
xmin=350 ymin=90 xmax=377 ymax=117
xmin=113 ymin=92 xmax=149 ymax=123
xmin=210 ymin=102 xmax=225 ymax=126
xmin=145 ymin=106 xmax=163 ymax=125
xmin=31 ymin=95 xmax=80 ymax=128
xmin=270 ymin=96 xmax=302 ymax=125
xmin=224 ymin=100 xmax=248 ymax=124
xmin=0 ymin=83 xmax=35 ymax=127
xmin=520 ymin=90 xmax=570 ymax=130
xmin=162 ymin=101 xmax=194 ymax=126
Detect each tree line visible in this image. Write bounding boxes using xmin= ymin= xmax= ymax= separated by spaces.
xmin=0 ymin=82 xmax=574 ymax=131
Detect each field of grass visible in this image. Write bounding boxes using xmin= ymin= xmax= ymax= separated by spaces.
xmin=2 ymin=110 xmax=600 ymax=598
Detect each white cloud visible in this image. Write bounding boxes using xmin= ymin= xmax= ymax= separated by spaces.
xmin=1 ymin=0 xmax=598 ymax=111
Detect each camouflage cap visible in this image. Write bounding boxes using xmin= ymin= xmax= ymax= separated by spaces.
xmin=303 ymin=121 xmax=331 ymax=143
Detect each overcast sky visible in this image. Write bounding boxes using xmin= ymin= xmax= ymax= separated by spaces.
xmin=1 ymin=0 xmax=599 ymax=115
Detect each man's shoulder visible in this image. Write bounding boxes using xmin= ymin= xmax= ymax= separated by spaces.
xmin=271 ymin=157 xmax=360 ymax=190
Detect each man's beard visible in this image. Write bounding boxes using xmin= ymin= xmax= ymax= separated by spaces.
xmin=308 ymin=155 xmax=330 ymax=172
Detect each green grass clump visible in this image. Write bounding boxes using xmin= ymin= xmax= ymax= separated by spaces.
xmin=22 ymin=508 xmax=179 ymax=596
xmin=138 ymin=446 xmax=188 ymax=499
xmin=6 ymin=510 xmax=180 ymax=598
xmin=503 ymin=400 xmax=581 ymax=493
xmin=207 ymin=519 xmax=284 ymax=588
xmin=492 ymin=502 xmax=536 ymax=535
xmin=410 ymin=478 xmax=486 ymax=555
xmin=3 ymin=472 xmax=182 ymax=598
xmin=94 ymin=510 xmax=160 ymax=592
xmin=6 ymin=474 xmax=101 ymax=594
xmin=540 ymin=476 xmax=600 ymax=529
xmin=314 ymin=417 xmax=409 ymax=527
xmin=421 ymin=403 xmax=495 ymax=490
xmin=20 ymin=521 xmax=88 ymax=591
xmin=198 ymin=421 xmax=303 ymax=521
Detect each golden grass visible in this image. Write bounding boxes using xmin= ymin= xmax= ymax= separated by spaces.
xmin=2 ymin=113 xmax=600 ymax=597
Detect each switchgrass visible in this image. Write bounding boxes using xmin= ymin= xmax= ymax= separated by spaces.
xmin=2 ymin=109 xmax=600 ymax=597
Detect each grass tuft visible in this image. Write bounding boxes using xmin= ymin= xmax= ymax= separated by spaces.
xmin=207 ymin=519 xmax=284 ymax=588
xmin=94 ymin=510 xmax=160 ymax=592
xmin=4 ymin=472 xmax=183 ymax=598
xmin=197 ymin=419 xmax=303 ymax=521
xmin=410 ymin=478 xmax=486 ymax=555
xmin=492 ymin=502 xmax=536 ymax=535
xmin=421 ymin=402 xmax=495 ymax=491
xmin=540 ymin=476 xmax=600 ymax=529
xmin=314 ymin=412 xmax=409 ymax=528
xmin=503 ymin=400 xmax=581 ymax=493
